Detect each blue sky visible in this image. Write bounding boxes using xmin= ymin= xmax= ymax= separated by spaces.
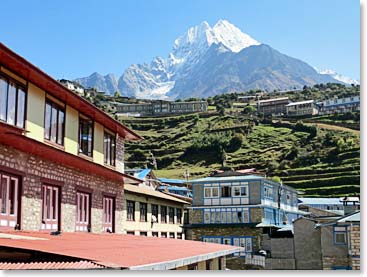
xmin=0 ymin=0 xmax=360 ymax=80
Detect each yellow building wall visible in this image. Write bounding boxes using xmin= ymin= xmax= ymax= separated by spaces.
xmin=64 ymin=106 xmax=79 ymax=155
xmin=26 ymin=83 xmax=45 ymax=142
xmin=123 ymin=192 xmax=185 ymax=237
xmin=93 ymin=122 xmax=104 ymax=165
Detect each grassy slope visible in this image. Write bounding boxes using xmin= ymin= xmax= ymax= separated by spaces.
xmin=121 ymin=113 xmax=360 ymax=197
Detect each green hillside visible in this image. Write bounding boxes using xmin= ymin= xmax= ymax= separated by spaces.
xmin=121 ymin=112 xmax=360 ymax=198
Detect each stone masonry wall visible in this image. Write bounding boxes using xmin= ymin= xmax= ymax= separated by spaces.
xmin=349 ymin=224 xmax=360 ymax=270
xmin=115 ymin=134 xmax=125 ymax=174
xmin=0 ymin=143 xmax=124 ymax=233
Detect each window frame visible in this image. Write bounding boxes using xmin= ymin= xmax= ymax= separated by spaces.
xmin=139 ymin=202 xmax=147 ymax=222
xmin=221 ymin=186 xmax=231 ymax=198
xmin=161 ymin=206 xmax=167 ymax=223
xmin=103 ymin=130 xmax=116 ymax=166
xmin=126 ymin=200 xmax=135 ymax=221
xmin=333 ymin=226 xmax=348 ymax=245
xmin=44 ymin=98 xmax=65 ymax=146
xmin=151 ymin=204 xmax=158 ymax=222
xmin=0 ymin=74 xmax=27 ymax=129
xmin=75 ymin=190 xmax=91 ymax=232
xmin=168 ymin=207 xmax=175 ymax=224
xmin=176 ymin=208 xmax=182 ymax=224
xmin=78 ymin=114 xmax=94 ymax=157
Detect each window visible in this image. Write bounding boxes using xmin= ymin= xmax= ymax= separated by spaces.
xmin=140 ymin=202 xmax=147 ymax=222
xmin=104 ymin=131 xmax=116 ymax=166
xmin=334 ymin=226 xmax=347 ymax=245
xmin=102 ymin=196 xmax=114 ymax=233
xmin=0 ymin=76 xmax=26 ymax=128
xmin=264 ymin=185 xmax=273 ymax=199
xmin=177 ymin=233 xmax=182 ymax=239
xmin=202 ymin=208 xmax=249 ymax=224
xmin=232 ymin=186 xmax=248 ymax=197
xmin=204 ymin=187 xmax=219 ymax=198
xmin=76 ymin=191 xmax=90 ymax=232
xmin=161 ymin=232 xmax=167 ymax=238
xmin=127 ymin=200 xmax=135 ymax=221
xmin=169 ymin=207 xmax=174 ymax=224
xmin=127 ymin=231 xmax=135 ymax=235
xmin=152 ymin=232 xmax=158 ymax=237
xmin=151 ymin=204 xmax=158 ymax=222
xmin=206 ymin=259 xmax=213 ymax=270
xmin=161 ymin=206 xmax=167 ymax=223
xmin=79 ymin=116 xmax=93 ymax=157
xmin=0 ymin=172 xmax=20 ymax=228
xmin=41 ymin=184 xmax=60 ymax=231
xmin=169 ymin=232 xmax=175 ymax=239
xmin=176 ymin=208 xmax=182 ymax=224
xmin=44 ymin=99 xmax=65 ymax=145
xmin=140 ymin=232 xmax=147 ymax=236
xmin=221 ymin=186 xmax=231 ymax=197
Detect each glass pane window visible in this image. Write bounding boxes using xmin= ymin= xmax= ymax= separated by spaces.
xmin=0 ymin=78 xmax=7 ymax=121
xmin=104 ymin=132 xmax=116 ymax=166
xmin=44 ymin=100 xmax=65 ymax=145
xmin=79 ymin=117 xmax=93 ymax=156
xmin=0 ymin=77 xmax=26 ymax=128
xmin=127 ymin=200 xmax=135 ymax=221
xmin=161 ymin=206 xmax=167 ymax=223
xmin=6 ymin=83 xmax=16 ymax=125
xmin=221 ymin=186 xmax=231 ymax=197
xmin=140 ymin=202 xmax=147 ymax=222
xmin=169 ymin=207 xmax=175 ymax=224
xmin=212 ymin=187 xmax=219 ymax=197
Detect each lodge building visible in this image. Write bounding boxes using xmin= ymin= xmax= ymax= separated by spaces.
xmin=0 ymin=43 xmax=143 ymax=233
xmin=185 ymin=175 xmax=305 ymax=269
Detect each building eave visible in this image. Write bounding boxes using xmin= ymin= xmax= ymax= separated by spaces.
xmin=0 ymin=43 xmax=142 ymax=141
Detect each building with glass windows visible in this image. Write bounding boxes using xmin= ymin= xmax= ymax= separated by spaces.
xmin=0 ymin=43 xmax=144 ymax=233
xmin=184 ymin=175 xmax=304 ymax=269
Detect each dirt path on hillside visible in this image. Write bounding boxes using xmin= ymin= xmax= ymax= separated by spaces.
xmin=306 ymin=122 xmax=360 ymax=135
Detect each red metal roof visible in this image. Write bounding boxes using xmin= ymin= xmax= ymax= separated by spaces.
xmin=0 ymin=261 xmax=105 ymax=270
xmin=0 ymin=231 xmax=240 ymax=269
xmin=0 ymin=43 xmax=141 ymax=141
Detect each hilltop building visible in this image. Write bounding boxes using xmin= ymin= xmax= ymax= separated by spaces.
xmin=285 ymin=100 xmax=319 ymax=117
xmin=115 ymin=100 xmax=208 ymax=117
xmin=0 ymin=43 xmax=238 ymax=270
xmin=256 ymin=97 xmax=289 ymax=116
xmin=185 ymin=175 xmax=305 ymax=269
xmin=59 ymin=79 xmax=85 ymax=95
xmin=316 ymin=96 xmax=360 ymax=115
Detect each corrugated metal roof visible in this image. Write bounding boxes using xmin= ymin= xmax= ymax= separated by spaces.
xmin=189 ymin=175 xmax=264 ymax=183
xmin=158 ymin=185 xmax=189 ymax=191
xmin=158 ymin=178 xmax=186 ymax=184
xmin=337 ymin=211 xmax=360 ymax=223
xmin=124 ymin=184 xmax=189 ymax=204
xmin=298 ymin=198 xmax=342 ymax=205
xmin=0 ymin=231 xmax=240 ymax=270
xmin=0 ymin=261 xmax=105 ymax=270
xmin=286 ymin=100 xmax=314 ymax=106
xmin=135 ymin=169 xmax=152 ymax=180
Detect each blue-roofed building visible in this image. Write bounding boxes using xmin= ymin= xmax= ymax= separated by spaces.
xmin=158 ymin=185 xmax=193 ymax=198
xmin=125 ymin=168 xmax=160 ymax=189
xmin=185 ymin=175 xmax=305 ymax=269
xmin=298 ymin=198 xmax=345 ymax=215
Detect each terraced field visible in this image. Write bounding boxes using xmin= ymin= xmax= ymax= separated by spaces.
xmin=120 ymin=113 xmax=360 ymax=197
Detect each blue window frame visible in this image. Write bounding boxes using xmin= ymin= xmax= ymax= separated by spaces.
xmin=202 ymin=236 xmax=253 ymax=257
xmin=202 ymin=207 xmax=249 ymax=224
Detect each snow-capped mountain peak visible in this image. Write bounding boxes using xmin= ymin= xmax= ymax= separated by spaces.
xmin=212 ymin=19 xmax=260 ymax=52
xmin=317 ymin=68 xmax=359 ymax=85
